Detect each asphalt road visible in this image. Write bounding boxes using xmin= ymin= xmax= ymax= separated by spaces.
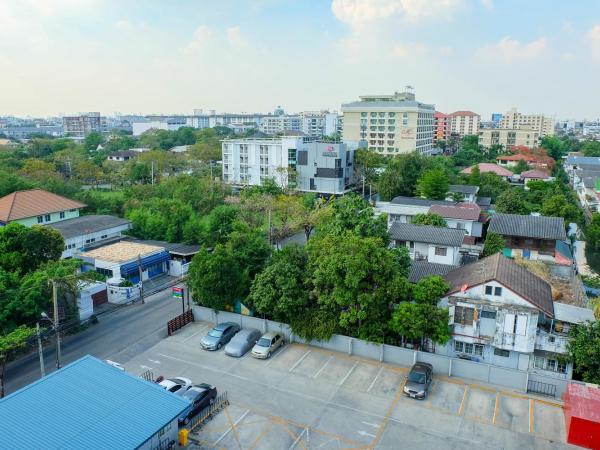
xmin=4 ymin=287 xmax=184 ymax=396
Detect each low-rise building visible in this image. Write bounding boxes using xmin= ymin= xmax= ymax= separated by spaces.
xmin=46 ymin=215 xmax=131 ymax=258
xmin=461 ymin=163 xmax=513 ymax=179
xmin=434 ymin=111 xmax=450 ymax=141
xmin=521 ymin=169 xmax=550 ymax=188
xmin=389 ymin=222 xmax=465 ymax=265
xmin=375 ymin=196 xmax=455 ymax=227
xmin=447 ymin=185 xmax=479 ymax=203
xmin=479 ymin=128 xmax=541 ymax=149
xmin=408 ymin=260 xmax=457 ymax=283
xmin=106 ymin=150 xmax=138 ymax=162
xmin=0 ymin=189 xmax=85 ymax=227
xmin=488 ymin=213 xmax=570 ymax=264
xmin=437 ymin=254 xmax=594 ymax=380
xmin=0 ymin=355 xmax=190 ymax=450
xmin=428 ymin=203 xmax=483 ymax=238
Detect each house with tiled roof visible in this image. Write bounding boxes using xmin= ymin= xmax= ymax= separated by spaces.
xmin=461 ymin=163 xmax=513 ymax=178
xmin=389 ymin=222 xmax=465 ymax=265
xmin=0 ymin=189 xmax=86 ymax=227
xmin=428 ymin=202 xmax=483 ymax=238
xmin=436 ymin=253 xmax=594 ymax=380
xmin=447 ymin=184 xmax=479 ymax=203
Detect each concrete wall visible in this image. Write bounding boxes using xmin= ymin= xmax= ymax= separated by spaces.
xmin=192 ymin=306 xmax=569 ymax=397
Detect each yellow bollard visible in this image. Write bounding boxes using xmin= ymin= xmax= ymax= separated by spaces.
xmin=179 ymin=428 xmax=189 ymax=446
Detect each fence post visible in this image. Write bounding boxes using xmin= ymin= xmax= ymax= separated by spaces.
xmin=263 ymin=318 xmax=267 ymax=333
xmin=413 ymin=350 xmax=417 ymax=364
xmin=525 ymin=371 xmax=530 ymax=392
xmin=348 ymin=338 xmax=353 ymax=356
xmin=213 ymin=309 xmax=218 ymax=324
xmin=380 ymin=343 xmax=384 ymax=363
xmin=448 ymin=358 xmax=452 ymax=377
xmin=487 ymin=364 xmax=491 ymax=383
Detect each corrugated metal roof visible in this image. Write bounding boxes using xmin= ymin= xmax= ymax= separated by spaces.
xmin=409 ymin=261 xmax=457 ymax=283
xmin=448 ymin=185 xmax=479 ymax=195
xmin=46 ymin=215 xmax=131 ymax=239
xmin=553 ymin=302 xmax=595 ymax=324
xmin=565 ymin=156 xmax=600 ymax=166
xmin=489 ymin=213 xmax=567 ymax=240
xmin=390 ymin=196 xmax=454 ymax=207
xmin=389 ymin=222 xmax=465 ymax=247
xmin=0 ymin=355 xmax=189 ymax=449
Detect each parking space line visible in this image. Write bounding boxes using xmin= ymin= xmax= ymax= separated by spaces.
xmin=367 ymin=366 xmax=384 ymax=393
xmin=288 ymin=427 xmax=307 ymax=450
xmin=313 ymin=355 xmax=333 ymax=378
xmin=213 ymin=409 xmax=249 ymax=446
xmin=529 ymin=399 xmax=533 ymax=433
xmin=182 ymin=324 xmax=210 ymax=343
xmin=289 ymin=350 xmax=311 ymax=372
xmin=367 ymin=379 xmax=406 ymax=449
xmin=338 ymin=361 xmax=358 ymax=386
xmin=457 ymin=385 xmax=469 ymax=416
xmin=247 ymin=421 xmax=274 ymax=450
xmin=265 ymin=344 xmax=289 ymax=366
xmin=492 ymin=393 xmax=500 ymax=424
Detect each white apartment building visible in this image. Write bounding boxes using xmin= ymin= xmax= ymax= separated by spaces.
xmin=131 ymin=119 xmax=185 ymax=136
xmin=299 ymin=111 xmax=340 ymax=137
xmin=62 ymin=113 xmax=107 ymax=137
xmin=341 ymin=89 xmax=435 ymax=155
xmin=479 ymin=128 xmax=541 ymax=148
xmin=500 ymin=108 xmax=555 ymax=136
xmin=259 ymin=115 xmax=302 ymax=135
xmin=222 ymin=136 xmax=316 ymax=188
xmin=448 ymin=111 xmax=480 ymax=136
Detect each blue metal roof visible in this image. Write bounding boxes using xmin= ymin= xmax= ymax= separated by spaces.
xmin=0 ymin=355 xmax=189 ymax=449
xmin=120 ymin=250 xmax=170 ymax=276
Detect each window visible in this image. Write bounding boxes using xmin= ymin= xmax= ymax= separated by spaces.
xmin=485 ymin=286 xmax=493 ymax=295
xmin=59 ymin=211 xmax=65 ymax=219
xmin=45 ymin=214 xmax=51 ymax=222
xmin=101 ymin=234 xmax=107 ymax=239
xmin=454 ymin=341 xmax=464 ymax=352
xmin=474 ymin=344 xmax=484 ymax=356
xmin=456 ymin=222 xmax=465 ymax=230
xmin=480 ymin=310 xmax=496 ymax=319
xmin=434 ymin=247 xmax=447 ymax=256
xmin=454 ymin=306 xmax=474 ymax=325
xmin=37 ymin=216 xmax=43 ymax=224
xmin=494 ymin=348 xmax=510 ymax=357
xmin=534 ymin=356 xmax=567 ymax=373
xmin=464 ymin=343 xmax=474 ymax=354
xmin=494 ymin=286 xmax=502 ymax=296
xmin=515 ymin=315 xmax=527 ymax=335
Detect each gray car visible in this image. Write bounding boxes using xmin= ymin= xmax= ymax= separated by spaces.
xmin=200 ymin=322 xmax=240 ymax=351
xmin=224 ymin=328 xmax=262 ymax=357
xmin=251 ymin=332 xmax=284 ymax=359
xmin=403 ymin=362 xmax=433 ymax=399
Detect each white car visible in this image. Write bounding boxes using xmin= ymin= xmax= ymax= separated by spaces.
xmin=158 ymin=377 xmax=193 ymax=396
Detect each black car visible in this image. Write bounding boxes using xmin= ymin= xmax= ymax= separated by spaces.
xmin=178 ymin=383 xmax=218 ymax=425
xmin=403 ymin=363 xmax=433 ymax=399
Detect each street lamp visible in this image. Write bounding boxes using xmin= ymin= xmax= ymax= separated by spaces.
xmin=41 ymin=311 xmax=61 ymax=369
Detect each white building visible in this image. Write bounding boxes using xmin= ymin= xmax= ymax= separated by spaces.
xmin=299 ymin=111 xmax=340 ymax=137
xmin=131 ymin=119 xmax=185 ymax=136
xmin=448 ymin=111 xmax=480 ymax=137
xmin=222 ymin=136 xmax=316 ymax=188
xmin=438 ymin=254 xmax=594 ymax=380
xmin=259 ymin=115 xmax=302 ymax=135
xmin=500 ymin=108 xmax=555 ymax=136
xmin=389 ymin=222 xmax=465 ymax=265
xmin=341 ymin=88 xmax=435 ymax=155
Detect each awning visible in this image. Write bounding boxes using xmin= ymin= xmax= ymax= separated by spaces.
xmin=120 ymin=251 xmax=170 ymax=276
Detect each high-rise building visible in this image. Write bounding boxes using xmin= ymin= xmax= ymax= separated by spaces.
xmin=499 ymin=108 xmax=554 ymax=136
xmin=259 ymin=115 xmax=302 ymax=135
xmin=434 ymin=112 xmax=450 ymax=141
xmin=448 ymin=111 xmax=480 ymax=137
xmin=299 ymin=111 xmax=340 ymax=137
xmin=479 ymin=108 xmax=554 ymax=149
xmin=341 ymin=88 xmax=435 ymax=155
xmin=62 ymin=112 xmax=107 ymax=137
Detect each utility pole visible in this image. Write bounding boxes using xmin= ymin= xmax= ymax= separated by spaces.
xmin=186 ymin=285 xmax=191 ymax=311
xmin=138 ymin=254 xmax=145 ymax=304
xmin=151 ymin=161 xmax=155 ymax=186
xmin=52 ymin=280 xmax=61 ymax=370
xmin=267 ymin=207 xmax=272 ymax=246
xmin=362 ymin=175 xmax=365 ymax=197
xmin=36 ymin=322 xmax=45 ymax=378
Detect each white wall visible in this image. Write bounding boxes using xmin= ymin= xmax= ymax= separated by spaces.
xmin=63 ymin=223 xmax=130 ymax=258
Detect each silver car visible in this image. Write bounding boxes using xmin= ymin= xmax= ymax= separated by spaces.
xmin=158 ymin=377 xmax=193 ymax=396
xmin=200 ymin=322 xmax=240 ymax=351
xmin=251 ymin=332 xmax=284 ymax=359
xmin=225 ymin=328 xmax=262 ymax=357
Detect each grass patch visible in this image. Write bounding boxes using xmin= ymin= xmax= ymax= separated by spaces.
xmin=585 ymin=244 xmax=600 ymax=275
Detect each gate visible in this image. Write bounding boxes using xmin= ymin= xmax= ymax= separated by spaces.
xmin=167 ymin=309 xmax=194 ymax=336
xmin=140 ymin=369 xmax=155 ymax=382
xmin=527 ymin=379 xmax=557 ymax=398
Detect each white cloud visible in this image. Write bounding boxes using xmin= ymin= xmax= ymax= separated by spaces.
xmin=114 ymin=20 xmax=133 ymax=31
xmin=392 ymin=42 xmax=427 ymax=57
xmin=480 ymin=0 xmax=493 ymax=10
xmin=226 ymin=26 xmax=247 ymax=48
xmin=331 ymin=0 xmax=460 ymax=26
xmin=480 ymin=36 xmax=547 ymax=62
xmin=588 ymin=24 xmax=600 ymax=61
xmin=185 ymin=25 xmax=214 ymax=51
xmin=439 ymin=45 xmax=454 ymax=56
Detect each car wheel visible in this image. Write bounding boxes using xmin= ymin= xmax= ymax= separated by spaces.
xmin=217 ymin=343 xmax=222 ymax=350
xmin=267 ymin=351 xmax=271 ymax=358
xmin=209 ymin=398 xmax=214 ymax=405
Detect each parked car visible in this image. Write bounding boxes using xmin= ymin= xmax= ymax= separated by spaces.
xmin=158 ymin=377 xmax=193 ymax=396
xmin=200 ymin=322 xmax=240 ymax=350
xmin=225 ymin=328 xmax=262 ymax=357
xmin=178 ymin=383 xmax=218 ymax=425
xmin=403 ymin=363 xmax=433 ymax=400
xmin=251 ymin=332 xmax=284 ymax=359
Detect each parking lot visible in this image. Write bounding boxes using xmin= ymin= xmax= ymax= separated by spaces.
xmin=123 ymin=321 xmax=577 ymax=449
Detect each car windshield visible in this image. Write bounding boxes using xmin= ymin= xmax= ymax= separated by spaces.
xmin=256 ymin=337 xmax=271 ymax=347
xmin=183 ymin=388 xmax=205 ymax=400
xmin=408 ymin=372 xmax=426 ymax=384
xmin=208 ymin=329 xmax=223 ymax=338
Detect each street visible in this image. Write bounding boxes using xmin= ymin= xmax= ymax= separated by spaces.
xmin=4 ymin=286 xmax=185 ymax=396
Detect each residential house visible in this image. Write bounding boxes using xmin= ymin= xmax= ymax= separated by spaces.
xmin=123 ymin=237 xmax=200 ymax=277
xmin=437 ymin=253 xmax=594 ymax=380
xmin=46 ymin=215 xmax=131 ymax=258
xmin=375 ymin=196 xmax=454 ymax=227
xmin=461 ymin=163 xmax=513 ymax=179
xmin=389 ymin=222 xmax=465 ymax=265
xmin=408 ymin=260 xmax=457 ymax=283
xmin=564 ymin=156 xmax=600 ymax=213
xmin=521 ymin=170 xmax=551 ymax=189
xmin=0 ymin=189 xmax=85 ymax=227
xmin=0 ymin=355 xmax=190 ymax=450
xmin=429 ymin=203 xmax=483 ymax=238
xmin=447 ymin=185 xmax=479 ymax=203
xmin=106 ymin=150 xmax=138 ymax=162
xmin=487 ymin=213 xmax=569 ymax=264
xmin=169 ymin=145 xmax=190 ymax=153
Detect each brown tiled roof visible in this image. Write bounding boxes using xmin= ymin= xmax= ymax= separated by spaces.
xmin=429 ymin=203 xmax=481 ymax=221
xmin=461 ymin=163 xmax=513 ymax=177
xmin=444 ymin=253 xmax=554 ymax=317
xmin=448 ymin=110 xmax=479 ymax=117
xmin=521 ymin=169 xmax=549 ymax=179
xmin=0 ymin=189 xmax=86 ymax=223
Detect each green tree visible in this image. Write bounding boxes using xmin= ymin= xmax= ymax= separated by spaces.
xmin=308 ymin=232 xmax=410 ymax=340
xmin=540 ymin=194 xmax=580 ymax=224
xmin=483 ymin=231 xmax=505 ymax=256
xmin=514 ymin=159 xmax=530 ymax=173
xmin=0 ymin=326 xmax=36 ymax=398
xmin=540 ymin=136 xmax=566 ymax=160
xmin=411 ymin=276 xmax=448 ymax=305
xmin=84 ymin=132 xmax=104 ymax=153
xmin=586 ymin=213 xmax=600 ymax=251
xmin=319 ymin=194 xmax=388 ymax=242
xmin=126 ymin=198 xmax=195 ymax=242
xmin=355 ymin=148 xmax=384 ymax=187
xmin=412 ymin=213 xmax=446 ymax=227
xmin=377 ymin=152 xmax=431 ymax=200
xmin=568 ymin=320 xmax=600 ymax=384
xmin=227 ymin=228 xmax=271 ymax=279
xmin=478 ymin=173 xmax=510 ymax=202
xmin=581 ymin=140 xmax=600 ymax=157
xmin=467 ymin=164 xmax=481 ymax=186
xmin=188 ymin=246 xmax=249 ymax=311
xmin=495 ymin=189 xmax=529 ymax=215
xmin=417 ymin=168 xmax=449 ymax=200
xmin=203 ymin=204 xmax=239 ymax=245
xmin=388 ymin=303 xmax=450 ymax=346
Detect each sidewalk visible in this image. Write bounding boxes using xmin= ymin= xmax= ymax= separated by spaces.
xmin=574 ymin=240 xmax=595 ymax=276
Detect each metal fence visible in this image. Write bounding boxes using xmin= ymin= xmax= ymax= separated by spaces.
xmin=140 ymin=369 xmax=154 ymax=382
xmin=188 ymin=391 xmax=230 ymax=432
xmin=192 ymin=306 xmax=569 ymax=398
xmin=167 ymin=309 xmax=194 ymax=336
xmin=527 ymin=379 xmax=557 ymax=397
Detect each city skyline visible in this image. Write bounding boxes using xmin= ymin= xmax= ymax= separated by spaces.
xmin=1 ymin=0 xmax=599 ymax=118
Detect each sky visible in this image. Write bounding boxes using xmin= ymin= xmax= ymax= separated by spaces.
xmin=1 ymin=0 xmax=599 ymax=120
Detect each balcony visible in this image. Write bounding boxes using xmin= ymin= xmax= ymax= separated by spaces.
xmin=535 ymin=329 xmax=569 ymax=354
